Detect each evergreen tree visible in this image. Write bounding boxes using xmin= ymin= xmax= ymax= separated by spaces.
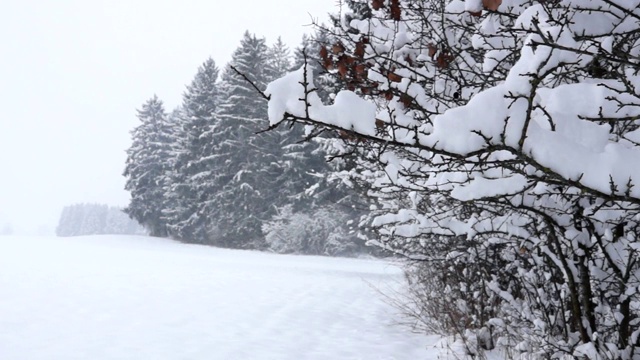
xmin=291 ymin=34 xmax=312 ymax=71
xmin=123 ymin=95 xmax=174 ymax=237
xmin=266 ymin=37 xmax=292 ymax=81
xmin=164 ymin=59 xmax=220 ymax=243
xmin=204 ymin=31 xmax=360 ymax=250
xmin=80 ymin=204 xmax=108 ymax=235
xmin=201 ymin=31 xmax=272 ymax=247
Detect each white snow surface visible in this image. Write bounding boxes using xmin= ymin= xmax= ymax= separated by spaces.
xmin=0 ymin=235 xmax=438 ymax=360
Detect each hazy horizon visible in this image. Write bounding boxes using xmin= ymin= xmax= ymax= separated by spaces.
xmin=0 ymin=0 xmax=334 ymax=235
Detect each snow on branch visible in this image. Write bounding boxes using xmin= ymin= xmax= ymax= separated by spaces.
xmin=265 ymin=66 xmax=378 ymax=136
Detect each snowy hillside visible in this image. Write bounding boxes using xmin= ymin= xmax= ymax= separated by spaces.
xmin=0 ymin=235 xmax=439 ymax=359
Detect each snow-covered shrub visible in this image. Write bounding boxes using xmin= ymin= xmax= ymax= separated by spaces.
xmin=263 ymin=205 xmax=307 ymax=254
xmin=260 ymin=0 xmax=640 ymax=358
xmin=263 ymin=205 xmax=361 ymax=256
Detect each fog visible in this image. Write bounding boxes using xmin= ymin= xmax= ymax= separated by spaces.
xmin=0 ymin=0 xmax=333 ymax=234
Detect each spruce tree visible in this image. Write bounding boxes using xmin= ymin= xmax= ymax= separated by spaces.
xmin=164 ymin=59 xmax=220 ymax=243
xmin=202 ymin=31 xmax=276 ymax=247
xmin=123 ymin=95 xmax=173 ymax=237
xmin=206 ymin=32 xmax=354 ymax=249
xmin=266 ymin=37 xmax=292 ymax=81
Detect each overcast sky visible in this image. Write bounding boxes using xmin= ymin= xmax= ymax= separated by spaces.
xmin=0 ymin=0 xmax=335 ymax=234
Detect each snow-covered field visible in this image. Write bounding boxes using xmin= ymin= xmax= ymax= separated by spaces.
xmin=0 ymin=235 xmax=440 ymax=359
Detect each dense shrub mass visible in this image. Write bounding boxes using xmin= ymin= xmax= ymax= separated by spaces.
xmin=263 ymin=0 xmax=640 ymax=358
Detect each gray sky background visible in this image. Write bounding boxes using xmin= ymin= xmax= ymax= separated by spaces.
xmin=0 ymin=0 xmax=335 ymax=234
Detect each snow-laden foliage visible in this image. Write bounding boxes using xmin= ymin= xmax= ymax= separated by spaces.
xmin=202 ymin=31 xmax=290 ymax=247
xmin=163 ymin=58 xmax=221 ymax=243
xmin=123 ymin=95 xmax=175 ymax=237
xmin=263 ymin=204 xmax=363 ymax=256
xmin=264 ymin=0 xmax=640 ymax=358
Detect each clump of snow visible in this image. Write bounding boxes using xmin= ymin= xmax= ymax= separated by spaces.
xmin=265 ymin=67 xmax=322 ymax=124
xmin=465 ymin=0 xmax=483 ymax=13
xmin=266 ymin=67 xmax=378 ymax=136
xmin=515 ymin=4 xmax=549 ymax=30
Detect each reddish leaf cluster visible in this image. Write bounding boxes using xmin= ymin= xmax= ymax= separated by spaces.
xmin=389 ymin=0 xmax=401 ymax=20
xmin=483 ymin=0 xmax=502 ymax=11
xmin=386 ymin=67 xmax=402 ymax=83
xmin=371 ymin=0 xmax=401 ymax=21
xmin=468 ymin=0 xmax=503 ymax=16
xmin=428 ymin=44 xmax=455 ymax=69
xmin=320 ymin=37 xmax=373 ymax=92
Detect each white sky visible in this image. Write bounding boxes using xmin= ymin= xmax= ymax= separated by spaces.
xmin=0 ymin=0 xmax=336 ymax=234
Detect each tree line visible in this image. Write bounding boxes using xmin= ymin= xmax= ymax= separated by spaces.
xmin=123 ymin=31 xmax=370 ymax=257
xmin=56 ymin=203 xmax=145 ymax=237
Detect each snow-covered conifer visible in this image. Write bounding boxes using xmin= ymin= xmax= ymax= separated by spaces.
xmin=123 ymin=95 xmax=174 ymax=237
xmin=199 ymin=31 xmax=275 ymax=247
xmin=164 ymin=59 xmax=220 ymax=243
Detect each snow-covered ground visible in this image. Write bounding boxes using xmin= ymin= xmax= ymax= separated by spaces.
xmin=0 ymin=235 xmax=441 ymax=359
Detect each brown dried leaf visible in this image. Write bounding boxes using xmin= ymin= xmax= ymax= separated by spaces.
xmin=354 ymin=41 xmax=366 ymax=58
xmin=404 ymin=54 xmax=413 ymax=66
xmin=338 ymin=62 xmax=349 ymax=78
xmin=435 ymin=52 xmax=455 ymax=69
xmin=345 ymin=55 xmax=356 ymax=65
xmin=483 ymin=0 xmax=501 ymax=11
xmin=323 ymin=57 xmax=333 ymax=70
xmin=390 ymin=0 xmax=401 ymax=20
xmin=387 ymin=71 xmax=402 ymax=83
xmin=319 ymin=46 xmax=328 ymax=60
xmin=428 ymin=44 xmax=437 ymax=58
xmin=400 ymin=94 xmax=413 ymax=107
xmin=371 ymin=0 xmax=384 ymax=10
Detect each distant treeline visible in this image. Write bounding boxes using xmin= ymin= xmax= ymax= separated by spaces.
xmin=56 ymin=203 xmax=146 ymax=237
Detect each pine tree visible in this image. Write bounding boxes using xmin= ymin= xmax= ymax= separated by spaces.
xmin=80 ymin=204 xmax=108 ymax=235
xmin=291 ymin=34 xmax=312 ymax=71
xmin=201 ymin=31 xmax=272 ymax=247
xmin=266 ymin=37 xmax=292 ymax=81
xmin=164 ymin=59 xmax=220 ymax=243
xmin=203 ymin=31 xmax=361 ymax=251
xmin=123 ymin=95 xmax=174 ymax=237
